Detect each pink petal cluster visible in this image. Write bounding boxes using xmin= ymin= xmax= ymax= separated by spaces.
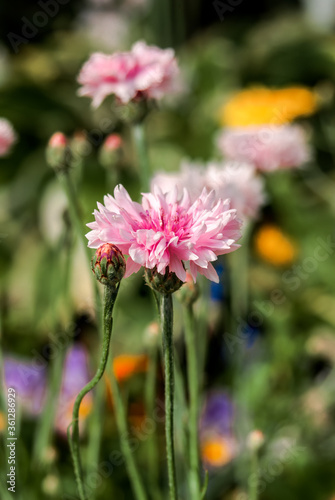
xmin=77 ymin=41 xmax=180 ymax=107
xmin=0 ymin=118 xmax=17 ymax=156
xmin=217 ymin=125 xmax=311 ymax=171
xmin=86 ymin=185 xmax=242 ymax=283
xmin=151 ymin=160 xmax=266 ymax=220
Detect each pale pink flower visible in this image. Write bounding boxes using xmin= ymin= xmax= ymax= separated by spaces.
xmin=0 ymin=118 xmax=17 ymax=156
xmin=152 ymin=160 xmax=266 ymax=220
xmin=217 ymin=124 xmax=311 ymax=171
xmin=86 ymin=184 xmax=242 ymax=283
xmin=151 ymin=161 xmax=205 ymax=202
xmin=77 ymin=41 xmax=179 ymax=107
xmin=205 ymin=162 xmax=266 ymax=220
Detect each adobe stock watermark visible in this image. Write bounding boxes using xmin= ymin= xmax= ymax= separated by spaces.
xmin=224 ymin=234 xmax=335 ymax=353
xmin=236 ymin=442 xmax=307 ymax=500
xmin=7 ymin=0 xmax=71 ymax=54
xmin=212 ymin=0 xmax=243 ymax=22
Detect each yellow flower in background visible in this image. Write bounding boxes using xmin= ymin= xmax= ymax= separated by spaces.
xmin=220 ymin=87 xmax=318 ymax=127
xmin=255 ymin=224 xmax=297 ymax=266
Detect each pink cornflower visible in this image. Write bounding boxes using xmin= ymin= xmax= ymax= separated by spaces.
xmin=86 ymin=185 xmax=242 ymax=283
xmin=77 ymin=41 xmax=179 ymax=107
xmin=217 ymin=124 xmax=311 ymax=171
xmin=0 ymin=118 xmax=17 ymax=156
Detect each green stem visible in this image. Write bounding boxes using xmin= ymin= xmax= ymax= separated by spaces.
xmin=57 ymin=171 xmax=92 ymax=265
xmin=183 ymin=304 xmax=201 ymax=500
xmin=109 ymin=354 xmax=148 ymax=500
xmin=133 ymin=123 xmax=150 ymax=192
xmin=249 ymin=450 xmax=259 ymax=500
xmin=58 ymin=168 xmax=106 ymax=482
xmin=161 ymin=294 xmax=177 ymax=500
xmin=68 ymin=285 xmax=120 ymax=500
xmin=145 ymin=344 xmax=161 ymax=500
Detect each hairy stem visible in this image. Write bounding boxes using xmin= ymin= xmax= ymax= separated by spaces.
xmin=161 ymin=294 xmax=177 ymax=500
xmin=68 ymin=285 xmax=119 ymax=500
xmin=183 ymin=303 xmax=201 ymax=500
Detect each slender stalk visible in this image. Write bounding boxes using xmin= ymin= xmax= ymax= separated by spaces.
xmin=57 ymin=171 xmax=92 ymax=266
xmin=109 ymin=354 xmax=148 ymax=500
xmin=68 ymin=285 xmax=119 ymax=500
xmin=145 ymin=344 xmax=161 ymax=500
xmin=161 ymin=294 xmax=177 ymax=500
xmin=57 ymin=168 xmax=105 ymax=480
xmin=249 ymin=451 xmax=259 ymax=500
xmin=183 ymin=304 xmax=201 ymax=500
xmin=132 ymin=123 xmax=150 ymax=192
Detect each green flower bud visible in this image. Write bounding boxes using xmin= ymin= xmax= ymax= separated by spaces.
xmin=144 ymin=267 xmax=184 ymax=294
xmin=91 ymin=244 xmax=126 ymax=286
xmin=99 ymin=134 xmax=122 ymax=169
xmin=46 ymin=132 xmax=71 ymax=171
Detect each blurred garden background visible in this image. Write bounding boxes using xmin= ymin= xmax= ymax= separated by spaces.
xmin=2 ymin=0 xmax=335 ymax=499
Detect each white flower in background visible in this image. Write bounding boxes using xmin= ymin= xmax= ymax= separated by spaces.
xmin=151 ymin=159 xmax=266 ymax=221
xmin=75 ymin=10 xmax=129 ymax=50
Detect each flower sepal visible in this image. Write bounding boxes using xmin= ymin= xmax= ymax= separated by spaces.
xmin=145 ymin=267 xmax=184 ymax=295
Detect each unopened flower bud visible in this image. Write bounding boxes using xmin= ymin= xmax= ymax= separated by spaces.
xmin=70 ymin=131 xmax=91 ymax=164
xmin=145 ymin=321 xmax=160 ymax=345
xmin=144 ymin=267 xmax=183 ymax=294
xmin=176 ymin=271 xmax=199 ymax=306
xmin=247 ymin=429 xmax=265 ymax=451
xmin=91 ymin=244 xmax=126 ymax=286
xmin=46 ymin=132 xmax=70 ymax=171
xmin=42 ymin=474 xmax=59 ymax=496
xmin=99 ymin=134 xmax=122 ymax=169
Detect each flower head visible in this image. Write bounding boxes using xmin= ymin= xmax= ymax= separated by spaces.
xmin=205 ymin=162 xmax=266 ymax=219
xmin=0 ymin=118 xmax=17 ymax=156
xmin=4 ymin=357 xmax=47 ymax=415
xmin=152 ymin=160 xmax=266 ymax=220
xmin=77 ymin=41 xmax=180 ymax=107
xmin=113 ymin=354 xmax=149 ymax=382
xmin=199 ymin=392 xmax=238 ymax=468
xmin=218 ymin=125 xmax=311 ymax=171
xmin=220 ymin=87 xmax=318 ymax=127
xmin=254 ymin=224 xmax=297 ymax=266
xmin=86 ymin=184 xmax=242 ymax=283
xmin=91 ymin=243 xmax=126 ymax=286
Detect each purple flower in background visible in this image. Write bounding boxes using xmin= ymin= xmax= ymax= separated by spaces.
xmin=4 ymin=357 xmax=47 ymax=416
xmin=199 ymin=391 xmax=238 ymax=468
xmin=55 ymin=344 xmax=93 ymax=436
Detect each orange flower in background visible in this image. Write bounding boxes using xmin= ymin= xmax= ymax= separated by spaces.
xmin=220 ymin=87 xmax=318 ymax=127
xmin=254 ymin=224 xmax=297 ymax=266
xmin=0 ymin=412 xmax=5 ymax=433
xmin=105 ymin=354 xmax=150 ymax=410
xmin=201 ymin=435 xmax=237 ymax=468
xmin=113 ymin=354 xmax=149 ymax=382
